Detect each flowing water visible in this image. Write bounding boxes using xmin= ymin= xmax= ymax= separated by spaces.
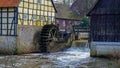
xmin=0 ymin=42 xmax=119 ymax=68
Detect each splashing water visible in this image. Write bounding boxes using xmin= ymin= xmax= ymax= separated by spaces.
xmin=0 ymin=42 xmax=118 ymax=68
xmin=56 ymin=48 xmax=90 ymax=63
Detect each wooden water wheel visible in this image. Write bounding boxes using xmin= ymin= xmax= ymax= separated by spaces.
xmin=39 ymin=25 xmax=58 ymax=52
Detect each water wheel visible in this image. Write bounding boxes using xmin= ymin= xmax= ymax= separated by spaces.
xmin=40 ymin=25 xmax=58 ymax=52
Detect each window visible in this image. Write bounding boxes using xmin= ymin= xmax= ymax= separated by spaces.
xmin=9 ymin=12 xmax=14 ymax=17
xmin=40 ymin=16 xmax=44 ymax=22
xmin=38 ymin=0 xmax=42 ymax=4
xmin=2 ymin=13 xmax=7 ymax=17
xmin=48 ymin=17 xmax=51 ymax=22
xmin=57 ymin=20 xmax=59 ymax=23
xmin=0 ymin=8 xmax=17 ymax=36
xmin=62 ymin=20 xmax=66 ymax=27
xmin=32 ymin=15 xmax=37 ymax=21
xmin=22 ymin=14 xmax=28 ymax=20
xmin=56 ymin=20 xmax=59 ymax=24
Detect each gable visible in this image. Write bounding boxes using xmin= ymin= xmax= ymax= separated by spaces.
xmin=87 ymin=0 xmax=120 ymax=16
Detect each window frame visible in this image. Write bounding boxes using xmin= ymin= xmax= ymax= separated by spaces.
xmin=0 ymin=8 xmax=17 ymax=36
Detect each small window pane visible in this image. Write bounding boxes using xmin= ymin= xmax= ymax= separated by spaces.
xmin=0 ymin=30 xmax=1 ymax=35
xmin=0 ymin=12 xmax=1 ymax=17
xmin=56 ymin=20 xmax=59 ymax=24
xmin=0 ymin=24 xmax=1 ymax=34
xmin=38 ymin=0 xmax=42 ymax=4
xmin=62 ymin=20 xmax=66 ymax=27
xmin=9 ymin=12 xmax=14 ymax=17
xmin=11 ymin=24 xmax=15 ymax=30
xmin=48 ymin=17 xmax=51 ymax=22
xmin=2 ymin=13 xmax=7 ymax=17
xmin=2 ymin=30 xmax=7 ymax=35
xmin=40 ymin=16 xmax=44 ymax=22
xmin=8 ymin=24 xmax=15 ymax=30
xmin=8 ymin=8 xmax=14 ymax=11
xmin=29 ymin=9 xmax=32 ymax=14
xmin=2 ymin=24 xmax=7 ymax=29
xmin=8 ymin=18 xmax=13 ymax=23
xmin=10 ymin=30 xmax=14 ymax=35
xmin=22 ymin=14 xmax=28 ymax=20
xmin=8 ymin=24 xmax=12 ymax=29
xmin=2 ymin=9 xmax=7 ymax=11
xmin=2 ymin=18 xmax=7 ymax=23
xmin=32 ymin=15 xmax=37 ymax=21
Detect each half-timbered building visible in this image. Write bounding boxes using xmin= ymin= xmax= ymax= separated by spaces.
xmin=0 ymin=0 xmax=57 ymax=54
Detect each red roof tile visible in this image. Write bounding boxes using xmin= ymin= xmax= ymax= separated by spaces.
xmin=0 ymin=0 xmax=20 ymax=7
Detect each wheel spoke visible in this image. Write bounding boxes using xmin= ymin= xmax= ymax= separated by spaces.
xmin=47 ymin=38 xmax=53 ymax=41
xmin=40 ymin=25 xmax=58 ymax=52
xmin=51 ymin=31 xmax=54 ymax=38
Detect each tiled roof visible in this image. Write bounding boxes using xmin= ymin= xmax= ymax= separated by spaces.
xmin=0 ymin=0 xmax=20 ymax=7
xmin=71 ymin=0 xmax=97 ymax=17
xmin=87 ymin=0 xmax=120 ymax=15
xmin=55 ymin=4 xmax=80 ymax=20
xmin=0 ymin=0 xmax=57 ymax=13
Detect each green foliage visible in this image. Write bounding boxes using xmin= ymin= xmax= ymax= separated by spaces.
xmin=80 ymin=16 xmax=90 ymax=28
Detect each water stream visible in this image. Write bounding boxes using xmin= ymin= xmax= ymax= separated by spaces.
xmin=0 ymin=42 xmax=119 ymax=68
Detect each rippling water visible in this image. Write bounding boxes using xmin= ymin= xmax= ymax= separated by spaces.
xmin=0 ymin=43 xmax=118 ymax=68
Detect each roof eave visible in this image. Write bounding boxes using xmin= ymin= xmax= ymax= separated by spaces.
xmin=0 ymin=6 xmax=18 ymax=8
xmin=87 ymin=0 xmax=99 ymax=16
xmin=51 ymin=0 xmax=57 ymax=13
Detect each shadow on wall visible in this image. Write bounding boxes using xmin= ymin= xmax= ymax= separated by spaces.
xmin=33 ymin=29 xmax=42 ymax=52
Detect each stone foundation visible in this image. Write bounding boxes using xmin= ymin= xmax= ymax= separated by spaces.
xmin=90 ymin=42 xmax=120 ymax=57
xmin=0 ymin=25 xmax=42 ymax=54
xmin=0 ymin=25 xmax=73 ymax=54
xmin=0 ymin=36 xmax=17 ymax=54
xmin=17 ymin=25 xmax=41 ymax=54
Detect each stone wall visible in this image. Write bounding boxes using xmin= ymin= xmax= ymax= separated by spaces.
xmin=0 ymin=36 xmax=17 ymax=54
xmin=0 ymin=25 xmax=42 ymax=54
xmin=17 ymin=25 xmax=41 ymax=54
xmin=0 ymin=25 xmax=73 ymax=54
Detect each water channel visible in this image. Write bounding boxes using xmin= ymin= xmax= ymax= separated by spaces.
xmin=0 ymin=42 xmax=119 ymax=68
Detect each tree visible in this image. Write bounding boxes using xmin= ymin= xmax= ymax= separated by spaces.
xmin=80 ymin=16 xmax=90 ymax=28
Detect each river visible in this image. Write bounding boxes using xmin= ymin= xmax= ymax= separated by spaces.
xmin=0 ymin=42 xmax=119 ymax=68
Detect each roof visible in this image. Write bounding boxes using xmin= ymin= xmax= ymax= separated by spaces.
xmin=71 ymin=0 xmax=97 ymax=17
xmin=87 ymin=0 xmax=120 ymax=16
xmin=55 ymin=3 xmax=80 ymax=20
xmin=0 ymin=0 xmax=20 ymax=7
xmin=0 ymin=0 xmax=57 ymax=13
xmin=51 ymin=0 xmax=57 ymax=12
